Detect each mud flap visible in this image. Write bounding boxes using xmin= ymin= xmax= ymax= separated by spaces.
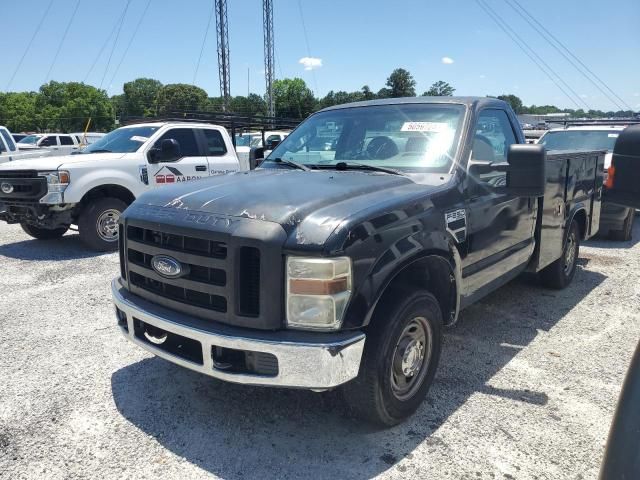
xmin=604 ymin=124 xmax=640 ymax=209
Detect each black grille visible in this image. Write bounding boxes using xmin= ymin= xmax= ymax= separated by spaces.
xmin=0 ymin=170 xmax=47 ymax=201
xmin=124 ymin=224 xmax=263 ymax=324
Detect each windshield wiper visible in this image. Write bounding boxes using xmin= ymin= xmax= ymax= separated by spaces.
xmin=269 ymin=157 xmax=311 ymax=171
xmin=333 ymin=161 xmax=404 ymax=176
xmin=85 ymin=149 xmax=112 ymax=153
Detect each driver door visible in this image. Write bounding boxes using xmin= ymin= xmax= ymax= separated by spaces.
xmin=462 ymin=108 xmax=537 ymax=293
xmin=147 ymin=128 xmax=210 ymax=188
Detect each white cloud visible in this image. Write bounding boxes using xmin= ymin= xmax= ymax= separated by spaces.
xmin=479 ymin=74 xmax=486 ymax=79
xmin=580 ymin=94 xmax=588 ymax=99
xmin=634 ymin=92 xmax=640 ymax=97
xmin=299 ymin=57 xmax=322 ymax=71
xmin=441 ymin=56 xmax=454 ymax=64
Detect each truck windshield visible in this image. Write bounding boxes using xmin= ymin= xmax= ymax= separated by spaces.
xmin=265 ymin=104 xmax=465 ymax=173
xmin=82 ymin=126 xmax=159 ymax=154
xmin=539 ymin=130 xmax=621 ymax=152
xmin=18 ymin=135 xmax=42 ymax=145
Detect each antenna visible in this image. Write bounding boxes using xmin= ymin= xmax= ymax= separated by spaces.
xmin=215 ymin=0 xmax=230 ymax=110
xmin=263 ymin=0 xmax=275 ymax=117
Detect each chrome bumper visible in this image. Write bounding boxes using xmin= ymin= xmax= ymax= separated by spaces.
xmin=111 ymin=280 xmax=365 ymax=390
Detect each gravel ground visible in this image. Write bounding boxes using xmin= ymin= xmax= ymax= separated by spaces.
xmin=1 ymin=220 xmax=639 ymax=480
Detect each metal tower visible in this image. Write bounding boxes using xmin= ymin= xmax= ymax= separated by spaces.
xmin=215 ymin=0 xmax=230 ymax=110
xmin=263 ymin=0 xmax=275 ymax=117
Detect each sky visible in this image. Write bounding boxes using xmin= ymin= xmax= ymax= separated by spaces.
xmin=1 ymin=0 xmax=639 ymax=111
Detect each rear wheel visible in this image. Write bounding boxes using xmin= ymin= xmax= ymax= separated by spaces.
xmin=20 ymin=223 xmax=68 ymax=240
xmin=609 ymin=209 xmax=635 ymax=241
xmin=342 ymin=289 xmax=442 ymax=426
xmin=539 ymin=219 xmax=580 ymax=289
xmin=78 ymin=197 xmax=127 ymax=251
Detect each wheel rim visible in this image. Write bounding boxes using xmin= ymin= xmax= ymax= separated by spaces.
xmin=564 ymin=229 xmax=577 ymax=275
xmin=96 ymin=209 xmax=120 ymax=242
xmin=390 ymin=316 xmax=433 ymax=401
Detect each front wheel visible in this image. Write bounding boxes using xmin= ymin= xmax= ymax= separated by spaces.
xmin=20 ymin=223 xmax=68 ymax=240
xmin=539 ymin=219 xmax=580 ymax=289
xmin=78 ymin=197 xmax=127 ymax=251
xmin=342 ymin=289 xmax=443 ymax=426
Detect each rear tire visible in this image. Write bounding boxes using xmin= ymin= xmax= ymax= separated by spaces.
xmin=20 ymin=223 xmax=68 ymax=240
xmin=342 ymin=289 xmax=443 ymax=426
xmin=609 ymin=209 xmax=634 ymax=242
xmin=539 ymin=220 xmax=580 ymax=289
xmin=78 ymin=197 xmax=127 ymax=251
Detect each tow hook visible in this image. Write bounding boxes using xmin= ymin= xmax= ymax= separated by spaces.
xmin=144 ymin=325 xmax=168 ymax=345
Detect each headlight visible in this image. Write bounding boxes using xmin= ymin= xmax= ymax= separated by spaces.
xmin=39 ymin=170 xmax=70 ymax=204
xmin=286 ymin=256 xmax=352 ymax=330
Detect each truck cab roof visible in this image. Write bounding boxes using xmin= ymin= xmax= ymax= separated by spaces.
xmin=319 ymin=96 xmax=509 ymax=112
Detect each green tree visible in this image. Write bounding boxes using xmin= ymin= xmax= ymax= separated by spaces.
xmin=385 ymin=68 xmax=416 ymax=97
xmin=0 ymin=92 xmax=39 ymax=132
xmin=229 ymin=94 xmax=268 ymax=116
xmin=122 ymin=78 xmax=163 ymax=117
xmin=157 ymin=83 xmax=208 ymax=115
xmin=272 ymin=78 xmax=317 ymax=118
xmin=497 ymin=94 xmax=524 ymax=114
xmin=361 ymin=85 xmax=376 ymax=100
xmin=423 ymin=80 xmax=455 ymax=96
xmin=35 ymin=81 xmax=114 ymax=131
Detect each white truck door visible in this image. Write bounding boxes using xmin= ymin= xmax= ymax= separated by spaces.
xmin=39 ymin=135 xmax=59 ymax=152
xmin=58 ymin=134 xmax=78 ymax=155
xmin=146 ymin=127 xmax=211 ymax=187
xmin=197 ymin=127 xmax=242 ymax=174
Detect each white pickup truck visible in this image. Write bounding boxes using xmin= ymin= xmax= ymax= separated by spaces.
xmin=0 ymin=122 xmax=246 ymax=250
xmin=0 ymin=126 xmax=54 ymax=163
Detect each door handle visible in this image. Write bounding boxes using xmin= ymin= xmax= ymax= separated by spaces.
xmin=195 ymin=165 xmax=207 ymax=172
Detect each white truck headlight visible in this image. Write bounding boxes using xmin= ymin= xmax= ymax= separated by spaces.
xmin=286 ymin=256 xmax=352 ymax=330
xmin=39 ymin=170 xmax=70 ymax=204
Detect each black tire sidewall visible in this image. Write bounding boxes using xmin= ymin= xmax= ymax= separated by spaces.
xmin=563 ymin=221 xmax=580 ymax=283
xmin=363 ymin=291 xmax=443 ymax=424
xmin=20 ymin=223 xmax=68 ymax=240
xmin=78 ymin=197 xmax=127 ymax=251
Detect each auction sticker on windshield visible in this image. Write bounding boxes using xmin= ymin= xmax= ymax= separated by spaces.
xmin=130 ymin=136 xmax=149 ymax=143
xmin=400 ymin=122 xmax=448 ymax=133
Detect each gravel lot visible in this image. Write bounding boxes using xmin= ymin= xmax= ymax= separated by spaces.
xmin=1 ymin=219 xmax=639 ymax=480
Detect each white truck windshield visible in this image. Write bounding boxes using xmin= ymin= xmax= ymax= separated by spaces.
xmin=266 ymin=103 xmax=465 ymax=173
xmin=82 ymin=126 xmax=159 ymax=154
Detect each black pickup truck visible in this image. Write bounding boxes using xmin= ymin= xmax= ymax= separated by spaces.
xmin=112 ymin=97 xmax=640 ymax=426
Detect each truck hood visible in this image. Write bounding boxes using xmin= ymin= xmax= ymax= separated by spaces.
xmin=134 ymin=168 xmax=447 ymax=249
xmin=0 ymin=152 xmax=126 ymax=171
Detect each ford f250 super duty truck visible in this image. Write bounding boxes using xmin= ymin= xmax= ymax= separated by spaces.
xmin=0 ymin=122 xmax=245 ymax=251
xmin=111 ymin=98 xmax=640 ymax=426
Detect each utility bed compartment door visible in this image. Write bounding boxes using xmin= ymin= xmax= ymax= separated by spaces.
xmin=605 ymin=125 xmax=640 ymax=209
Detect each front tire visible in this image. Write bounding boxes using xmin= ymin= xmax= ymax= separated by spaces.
xmin=78 ymin=197 xmax=127 ymax=251
xmin=343 ymin=289 xmax=443 ymax=426
xmin=539 ymin=219 xmax=580 ymax=289
xmin=20 ymin=223 xmax=68 ymax=240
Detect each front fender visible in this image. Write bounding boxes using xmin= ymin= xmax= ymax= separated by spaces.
xmin=63 ymin=168 xmax=143 ymax=203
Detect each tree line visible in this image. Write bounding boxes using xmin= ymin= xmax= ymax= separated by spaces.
xmin=0 ymin=68 xmax=636 ymax=133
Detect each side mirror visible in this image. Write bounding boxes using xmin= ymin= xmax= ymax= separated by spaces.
xmin=148 ymin=139 xmax=181 ymax=163
xmin=604 ymin=125 xmax=640 ymax=209
xmin=248 ymin=146 xmax=265 ymax=170
xmin=504 ymin=144 xmax=546 ymax=197
xmin=265 ymin=138 xmax=281 ymax=150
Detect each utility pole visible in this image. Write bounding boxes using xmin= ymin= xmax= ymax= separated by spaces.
xmin=215 ymin=0 xmax=230 ymax=110
xmin=263 ymin=0 xmax=275 ymax=117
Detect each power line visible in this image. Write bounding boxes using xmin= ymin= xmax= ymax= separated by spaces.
xmin=193 ymin=0 xmax=216 ymax=85
xmin=108 ymin=0 xmax=152 ymax=91
xmin=84 ymin=18 xmax=121 ymax=83
xmin=296 ymin=0 xmax=318 ymax=93
xmin=99 ymin=0 xmax=132 ymax=90
xmin=44 ymin=0 xmax=81 ymax=83
xmin=6 ymin=0 xmax=55 ymax=90
xmin=505 ymin=0 xmax=631 ymax=111
xmin=475 ymin=0 xmax=586 ymax=110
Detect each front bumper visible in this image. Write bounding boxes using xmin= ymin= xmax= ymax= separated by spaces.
xmin=112 ymin=280 xmax=365 ymax=390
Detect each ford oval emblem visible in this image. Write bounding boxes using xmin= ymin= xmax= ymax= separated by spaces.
xmin=151 ymin=255 xmax=184 ymax=278
xmin=0 ymin=182 xmax=13 ymax=194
